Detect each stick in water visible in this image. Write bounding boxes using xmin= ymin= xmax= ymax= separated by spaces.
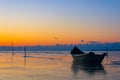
xmin=12 ymin=41 xmax=14 ymax=55
xmin=24 ymin=47 xmax=27 ymax=58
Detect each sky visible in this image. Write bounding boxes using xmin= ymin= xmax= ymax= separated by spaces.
xmin=0 ymin=0 xmax=120 ymax=46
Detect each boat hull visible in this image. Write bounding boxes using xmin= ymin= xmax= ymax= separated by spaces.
xmin=72 ymin=53 xmax=106 ymax=64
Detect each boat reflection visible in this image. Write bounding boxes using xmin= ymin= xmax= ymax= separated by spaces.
xmin=71 ymin=62 xmax=106 ymax=76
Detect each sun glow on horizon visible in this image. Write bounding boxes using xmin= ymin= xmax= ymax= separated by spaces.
xmin=0 ymin=0 xmax=120 ymax=46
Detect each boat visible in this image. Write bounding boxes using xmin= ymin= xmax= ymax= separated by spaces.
xmin=71 ymin=46 xmax=107 ymax=64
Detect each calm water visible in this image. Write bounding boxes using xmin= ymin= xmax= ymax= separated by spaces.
xmin=0 ymin=51 xmax=120 ymax=80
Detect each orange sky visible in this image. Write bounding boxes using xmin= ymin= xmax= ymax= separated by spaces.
xmin=0 ymin=0 xmax=120 ymax=46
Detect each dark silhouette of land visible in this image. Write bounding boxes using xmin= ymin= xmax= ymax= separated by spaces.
xmin=0 ymin=42 xmax=120 ymax=51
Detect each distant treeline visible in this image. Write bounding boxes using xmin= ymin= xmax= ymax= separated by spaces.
xmin=0 ymin=42 xmax=120 ymax=51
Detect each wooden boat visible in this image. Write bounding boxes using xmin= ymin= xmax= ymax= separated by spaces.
xmin=71 ymin=46 xmax=107 ymax=64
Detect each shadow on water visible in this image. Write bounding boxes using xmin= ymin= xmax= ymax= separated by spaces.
xmin=71 ymin=62 xmax=106 ymax=76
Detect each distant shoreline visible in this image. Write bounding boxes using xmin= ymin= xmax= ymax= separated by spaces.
xmin=0 ymin=42 xmax=120 ymax=51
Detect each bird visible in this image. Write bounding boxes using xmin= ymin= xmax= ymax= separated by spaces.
xmin=54 ymin=37 xmax=58 ymax=40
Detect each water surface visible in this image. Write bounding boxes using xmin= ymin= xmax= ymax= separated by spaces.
xmin=0 ymin=51 xmax=119 ymax=80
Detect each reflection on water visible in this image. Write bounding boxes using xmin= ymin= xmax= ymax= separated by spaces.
xmin=71 ymin=62 xmax=106 ymax=76
xmin=24 ymin=57 xmax=27 ymax=66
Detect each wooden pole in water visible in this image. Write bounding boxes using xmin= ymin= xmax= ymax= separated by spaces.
xmin=11 ymin=41 xmax=14 ymax=55
xmin=106 ymin=48 xmax=108 ymax=58
xmin=23 ymin=46 xmax=27 ymax=66
xmin=24 ymin=47 xmax=27 ymax=58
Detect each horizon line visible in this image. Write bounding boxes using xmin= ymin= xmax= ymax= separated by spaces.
xmin=0 ymin=41 xmax=120 ymax=47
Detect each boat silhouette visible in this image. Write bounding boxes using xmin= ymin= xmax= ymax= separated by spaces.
xmin=71 ymin=46 xmax=107 ymax=64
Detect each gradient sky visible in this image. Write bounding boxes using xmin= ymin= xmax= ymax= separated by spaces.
xmin=0 ymin=0 xmax=120 ymax=46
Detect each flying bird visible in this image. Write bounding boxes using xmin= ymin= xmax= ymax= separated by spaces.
xmin=54 ymin=37 xmax=58 ymax=40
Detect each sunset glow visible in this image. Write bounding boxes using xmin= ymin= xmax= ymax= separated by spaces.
xmin=0 ymin=0 xmax=120 ymax=46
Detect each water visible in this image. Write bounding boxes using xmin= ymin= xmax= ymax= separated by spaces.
xmin=0 ymin=51 xmax=119 ymax=80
